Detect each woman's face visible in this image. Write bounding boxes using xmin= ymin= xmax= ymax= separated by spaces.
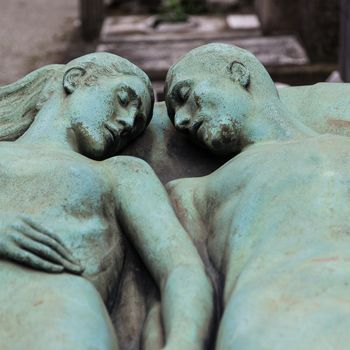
xmin=67 ymin=75 xmax=152 ymax=160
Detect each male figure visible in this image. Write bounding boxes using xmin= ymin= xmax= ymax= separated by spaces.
xmin=165 ymin=43 xmax=350 ymax=349
xmin=0 ymin=52 xmax=213 ymax=350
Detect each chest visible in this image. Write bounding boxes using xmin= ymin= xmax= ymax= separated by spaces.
xmin=209 ymin=142 xmax=350 ymax=217
xmin=206 ymin=145 xmax=350 ymax=268
xmin=0 ymin=152 xmax=113 ymax=216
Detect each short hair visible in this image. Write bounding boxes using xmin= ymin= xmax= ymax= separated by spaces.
xmin=165 ymin=43 xmax=277 ymax=99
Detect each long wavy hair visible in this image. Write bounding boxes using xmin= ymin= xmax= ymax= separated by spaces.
xmin=0 ymin=52 xmax=154 ymax=141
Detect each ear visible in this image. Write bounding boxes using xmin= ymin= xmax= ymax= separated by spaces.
xmin=63 ymin=67 xmax=86 ymax=94
xmin=229 ymin=61 xmax=250 ymax=89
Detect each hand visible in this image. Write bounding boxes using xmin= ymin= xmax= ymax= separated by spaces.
xmin=0 ymin=216 xmax=84 ymax=274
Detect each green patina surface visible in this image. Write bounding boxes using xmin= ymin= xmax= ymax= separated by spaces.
xmin=163 ymin=43 xmax=350 ymax=350
xmin=0 ymin=52 xmax=213 ymax=350
xmin=2 ymin=42 xmax=350 ymax=350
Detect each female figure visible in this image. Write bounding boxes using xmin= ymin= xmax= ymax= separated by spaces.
xmin=0 ymin=53 xmax=213 ymax=350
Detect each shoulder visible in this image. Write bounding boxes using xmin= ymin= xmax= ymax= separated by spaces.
xmin=166 ymin=176 xmax=208 ymax=217
xmin=103 ymin=155 xmax=155 ymax=175
xmin=101 ymin=156 xmax=158 ymax=190
xmin=166 ymin=177 xmax=204 ymax=197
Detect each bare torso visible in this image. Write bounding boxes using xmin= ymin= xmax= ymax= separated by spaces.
xmin=0 ymin=142 xmax=128 ymax=349
xmin=0 ymin=142 xmax=124 ymax=302
xmin=169 ymin=134 xmax=350 ymax=350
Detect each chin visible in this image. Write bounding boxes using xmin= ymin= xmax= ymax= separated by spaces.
xmin=83 ymin=149 xmax=106 ymax=160
xmin=206 ymin=141 xmax=238 ymax=156
xmin=79 ymin=141 xmax=109 ymax=160
xmin=199 ymin=128 xmax=241 ymax=156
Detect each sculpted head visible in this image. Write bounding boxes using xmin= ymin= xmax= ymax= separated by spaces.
xmin=59 ymin=53 xmax=155 ymax=159
xmin=165 ymin=43 xmax=279 ymax=155
xmin=0 ymin=52 xmax=154 ymax=159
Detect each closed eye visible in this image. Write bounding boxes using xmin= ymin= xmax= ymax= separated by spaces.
xmin=176 ymin=85 xmax=191 ymax=103
xmin=171 ymin=80 xmax=193 ymax=105
xmin=118 ymin=90 xmax=129 ymax=107
xmin=117 ymin=86 xmax=141 ymax=109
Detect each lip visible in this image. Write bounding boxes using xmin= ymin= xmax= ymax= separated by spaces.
xmin=191 ymin=120 xmax=203 ymax=136
xmin=105 ymin=123 xmax=119 ymax=144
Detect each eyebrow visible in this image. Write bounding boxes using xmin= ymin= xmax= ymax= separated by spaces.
xmin=123 ymin=86 xmax=137 ymax=98
xmin=171 ymin=80 xmax=193 ymax=96
xmin=123 ymin=86 xmax=142 ymax=106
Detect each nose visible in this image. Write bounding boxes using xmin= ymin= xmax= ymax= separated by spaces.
xmin=174 ymin=113 xmax=190 ymax=131
xmin=117 ymin=113 xmax=135 ymax=134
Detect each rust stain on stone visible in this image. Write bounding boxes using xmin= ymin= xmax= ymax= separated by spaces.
xmin=311 ymin=257 xmax=339 ymax=263
xmin=327 ymin=118 xmax=350 ymax=128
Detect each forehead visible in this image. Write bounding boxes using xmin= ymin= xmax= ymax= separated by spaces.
xmin=101 ymin=75 xmax=148 ymax=96
xmin=168 ymin=67 xmax=228 ymax=92
xmin=171 ymin=53 xmax=231 ymax=78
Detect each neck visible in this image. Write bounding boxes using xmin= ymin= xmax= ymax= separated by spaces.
xmin=16 ymin=95 xmax=79 ymax=153
xmin=244 ymin=96 xmax=316 ymax=146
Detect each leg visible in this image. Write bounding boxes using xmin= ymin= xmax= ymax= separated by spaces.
xmin=0 ymin=261 xmax=119 ymax=350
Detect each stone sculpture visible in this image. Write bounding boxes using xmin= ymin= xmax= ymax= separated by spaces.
xmin=0 ymin=52 xmax=213 ymax=350
xmin=164 ymin=43 xmax=350 ymax=349
xmin=279 ymin=83 xmax=350 ymax=137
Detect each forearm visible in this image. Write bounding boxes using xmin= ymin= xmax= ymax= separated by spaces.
xmin=109 ymin=158 xmax=214 ymax=348
xmin=162 ymin=264 xmax=214 ymax=350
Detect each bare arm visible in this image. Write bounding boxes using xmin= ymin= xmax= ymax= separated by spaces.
xmin=105 ymin=156 xmax=214 ymax=350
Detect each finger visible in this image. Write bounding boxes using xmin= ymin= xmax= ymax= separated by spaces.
xmin=17 ymin=223 xmax=77 ymax=263
xmin=21 ymin=217 xmax=69 ymax=247
xmin=9 ymin=248 xmax=64 ymax=273
xmin=16 ymin=221 xmax=79 ymax=265
xmin=17 ymin=238 xmax=84 ymax=274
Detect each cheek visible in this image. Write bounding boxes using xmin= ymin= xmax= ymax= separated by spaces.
xmin=204 ymin=120 xmax=240 ymax=142
xmin=76 ymin=90 xmax=115 ymax=123
xmin=201 ymin=120 xmax=241 ymax=154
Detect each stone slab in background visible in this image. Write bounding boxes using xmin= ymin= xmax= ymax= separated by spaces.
xmin=98 ymin=35 xmax=309 ymax=81
xmin=268 ymin=63 xmax=338 ymax=86
xmin=99 ymin=11 xmax=334 ymax=98
xmin=101 ymin=14 xmax=261 ymax=42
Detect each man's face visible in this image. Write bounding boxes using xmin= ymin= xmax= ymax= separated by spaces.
xmin=165 ymin=71 xmax=252 ymax=156
xmin=67 ymin=76 xmax=152 ymax=160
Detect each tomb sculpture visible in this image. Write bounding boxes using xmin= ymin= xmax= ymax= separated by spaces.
xmin=163 ymin=43 xmax=350 ymax=350
xmin=0 ymin=52 xmax=213 ymax=350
